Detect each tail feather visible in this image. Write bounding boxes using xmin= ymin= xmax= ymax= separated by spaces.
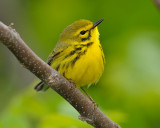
xmin=34 ymin=81 xmax=49 ymax=91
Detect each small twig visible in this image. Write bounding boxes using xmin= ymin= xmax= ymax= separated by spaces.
xmin=0 ymin=21 xmax=120 ymax=128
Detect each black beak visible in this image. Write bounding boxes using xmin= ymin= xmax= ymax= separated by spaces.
xmin=92 ymin=19 xmax=104 ymax=29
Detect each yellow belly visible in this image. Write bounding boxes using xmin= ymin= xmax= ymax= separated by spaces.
xmin=51 ymin=42 xmax=104 ymax=88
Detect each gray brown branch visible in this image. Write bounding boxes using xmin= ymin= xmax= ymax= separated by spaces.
xmin=0 ymin=21 xmax=120 ymax=128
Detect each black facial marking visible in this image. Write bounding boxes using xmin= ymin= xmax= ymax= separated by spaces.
xmin=81 ymin=30 xmax=91 ymax=41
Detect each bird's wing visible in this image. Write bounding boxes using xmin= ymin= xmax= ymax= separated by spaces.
xmin=46 ymin=41 xmax=70 ymax=65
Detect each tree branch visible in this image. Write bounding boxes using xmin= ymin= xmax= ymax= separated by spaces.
xmin=0 ymin=21 xmax=120 ymax=128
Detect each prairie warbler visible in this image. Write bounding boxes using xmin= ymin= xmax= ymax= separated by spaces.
xmin=35 ymin=19 xmax=105 ymax=97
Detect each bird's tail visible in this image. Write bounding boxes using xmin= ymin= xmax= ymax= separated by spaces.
xmin=34 ymin=81 xmax=49 ymax=91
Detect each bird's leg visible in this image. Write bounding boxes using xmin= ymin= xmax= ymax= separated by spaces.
xmin=80 ymin=87 xmax=98 ymax=109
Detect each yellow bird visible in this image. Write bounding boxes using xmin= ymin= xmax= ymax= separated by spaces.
xmin=35 ymin=19 xmax=105 ymax=97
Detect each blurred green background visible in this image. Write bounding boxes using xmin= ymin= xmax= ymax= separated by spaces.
xmin=0 ymin=0 xmax=160 ymax=128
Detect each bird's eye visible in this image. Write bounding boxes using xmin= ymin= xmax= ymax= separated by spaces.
xmin=80 ymin=30 xmax=86 ymax=35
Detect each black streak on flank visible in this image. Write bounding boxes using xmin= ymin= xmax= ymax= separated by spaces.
xmin=87 ymin=42 xmax=93 ymax=47
xmin=71 ymin=49 xmax=87 ymax=67
xmin=64 ymin=50 xmax=76 ymax=59
xmin=62 ymin=63 xmax=66 ymax=69
xmin=83 ymin=49 xmax=87 ymax=54
xmin=66 ymin=62 xmax=70 ymax=69
xmin=75 ymin=47 xmax=82 ymax=50
xmin=64 ymin=42 xmax=92 ymax=60
xmin=64 ymin=47 xmax=82 ymax=59
xmin=99 ymin=45 xmax=105 ymax=65
xmin=56 ymin=64 xmax=60 ymax=71
xmin=72 ymin=55 xmax=80 ymax=66
xmin=102 ymin=55 xmax=105 ymax=65
xmin=63 ymin=72 xmax=66 ymax=77
xmin=48 ymin=51 xmax=62 ymax=65
xmin=99 ymin=45 xmax=103 ymax=51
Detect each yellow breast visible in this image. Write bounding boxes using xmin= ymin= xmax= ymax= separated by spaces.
xmin=51 ymin=40 xmax=104 ymax=88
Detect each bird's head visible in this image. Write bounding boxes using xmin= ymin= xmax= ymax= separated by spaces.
xmin=59 ymin=19 xmax=103 ymax=44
